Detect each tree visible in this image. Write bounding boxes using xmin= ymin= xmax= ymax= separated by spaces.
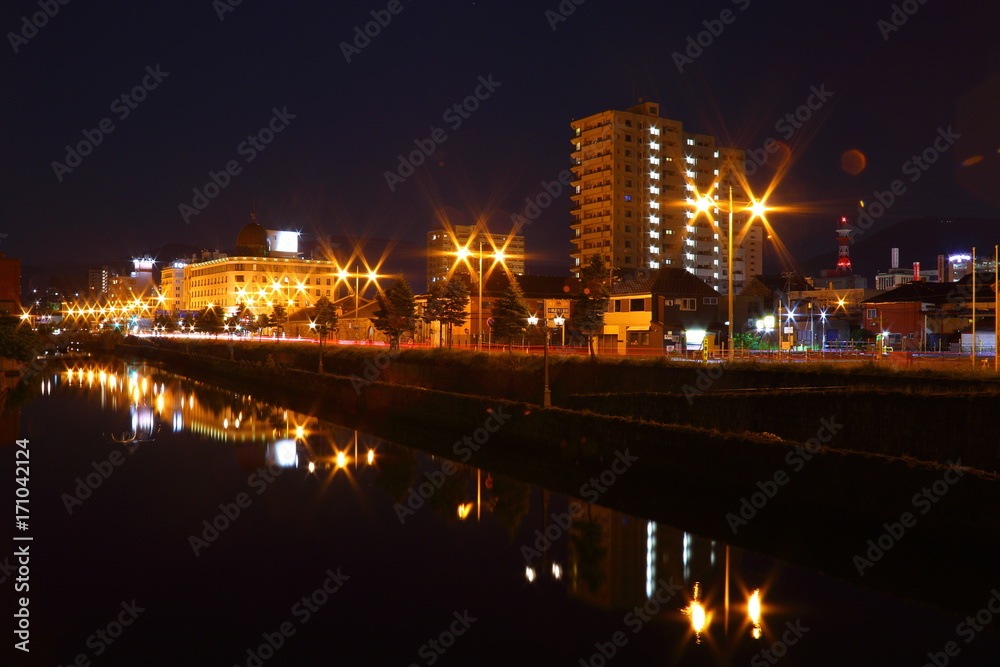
xmin=491 ymin=280 xmax=531 ymax=351
xmin=312 ymin=296 xmax=339 ymax=332
xmin=732 ymin=331 xmax=759 ymax=351
xmin=153 ymin=313 xmax=178 ymax=334
xmin=0 ymin=324 xmax=41 ymax=362
xmin=440 ymin=278 xmax=470 ymax=348
xmin=226 ymin=302 xmax=249 ymax=332
xmin=196 ymin=307 xmax=223 ymax=335
xmin=422 ymin=278 xmax=470 ymax=347
xmin=255 ymin=312 xmax=271 ymax=334
xmin=570 ymin=254 xmax=611 ymax=360
xmin=270 ymin=304 xmax=288 ymax=334
xmin=421 ymin=282 xmax=448 ymax=347
xmin=371 ymin=277 xmax=416 ymax=350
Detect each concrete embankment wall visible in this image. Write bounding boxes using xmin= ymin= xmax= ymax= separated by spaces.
xmin=566 ymin=390 xmax=1000 ymax=472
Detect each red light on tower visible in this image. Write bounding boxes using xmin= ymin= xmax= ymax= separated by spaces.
xmin=835 ymin=216 xmax=853 ymax=274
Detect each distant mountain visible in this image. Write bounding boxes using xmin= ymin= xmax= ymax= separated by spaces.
xmin=797 ymin=216 xmax=1000 ymax=280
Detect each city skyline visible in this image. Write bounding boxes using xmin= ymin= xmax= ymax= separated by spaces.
xmin=4 ymin=0 xmax=998 ymax=279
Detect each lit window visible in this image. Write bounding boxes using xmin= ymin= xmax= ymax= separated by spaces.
xmin=687 ymin=139 xmax=694 ymax=146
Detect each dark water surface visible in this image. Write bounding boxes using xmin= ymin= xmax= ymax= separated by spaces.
xmin=5 ymin=359 xmax=1000 ymax=666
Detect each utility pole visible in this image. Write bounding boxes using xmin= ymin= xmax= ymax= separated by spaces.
xmin=972 ymin=247 xmax=977 ymax=366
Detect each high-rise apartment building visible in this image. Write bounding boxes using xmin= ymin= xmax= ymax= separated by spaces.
xmin=569 ymin=100 xmax=762 ymax=293
xmin=426 ymin=225 xmax=525 ymax=287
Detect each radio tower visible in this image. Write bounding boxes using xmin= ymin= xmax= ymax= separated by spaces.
xmin=835 ymin=215 xmax=852 ymax=274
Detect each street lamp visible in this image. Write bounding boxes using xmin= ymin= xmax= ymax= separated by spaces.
xmin=698 ymin=185 xmax=770 ymax=362
xmin=337 ymin=266 xmax=379 ymax=343
xmin=527 ymin=315 xmax=551 ymax=408
xmin=820 ymin=309 xmax=827 ymax=356
xmin=453 ymin=237 xmax=511 ymax=351
xmin=554 ymin=315 xmax=565 ymax=347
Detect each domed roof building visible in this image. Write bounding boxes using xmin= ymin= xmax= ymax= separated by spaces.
xmin=236 ymin=212 xmax=269 ymax=257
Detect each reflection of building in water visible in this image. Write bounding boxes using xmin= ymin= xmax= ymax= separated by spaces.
xmin=130 ymin=404 xmax=156 ymax=439
xmin=57 ymin=361 xmax=364 ymax=470
xmin=568 ymin=503 xmax=738 ymax=610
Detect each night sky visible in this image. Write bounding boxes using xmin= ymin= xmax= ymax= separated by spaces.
xmin=3 ymin=0 xmax=999 ymax=283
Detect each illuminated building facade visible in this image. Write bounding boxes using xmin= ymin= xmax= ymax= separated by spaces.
xmin=107 ymin=258 xmax=155 ymax=303
xmin=569 ymin=100 xmax=762 ymax=293
xmin=427 ymin=225 xmax=524 ymax=287
xmin=170 ymin=217 xmax=342 ymax=315
xmin=88 ymin=266 xmax=109 ymax=296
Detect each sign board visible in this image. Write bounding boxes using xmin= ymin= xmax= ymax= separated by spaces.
xmin=487 ymin=318 xmax=495 ymax=327
xmin=783 ymin=326 xmax=793 ymax=334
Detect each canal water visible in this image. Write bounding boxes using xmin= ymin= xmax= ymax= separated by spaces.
xmin=7 ymin=358 xmax=1000 ymax=665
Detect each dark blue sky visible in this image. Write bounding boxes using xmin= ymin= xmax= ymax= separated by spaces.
xmin=3 ymin=0 xmax=999 ymax=278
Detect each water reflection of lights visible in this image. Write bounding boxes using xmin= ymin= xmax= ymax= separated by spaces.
xmin=749 ymin=588 xmax=763 ymax=639
xmin=525 ymin=566 xmax=536 ymax=583
xmin=685 ymin=582 xmax=708 ymax=644
xmin=457 ymin=502 xmax=474 ymax=520
xmin=646 ymin=521 xmax=657 ymax=598
xmin=274 ymin=439 xmax=298 ymax=468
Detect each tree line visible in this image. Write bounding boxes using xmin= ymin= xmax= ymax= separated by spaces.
xmin=148 ymin=254 xmax=611 ymax=356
